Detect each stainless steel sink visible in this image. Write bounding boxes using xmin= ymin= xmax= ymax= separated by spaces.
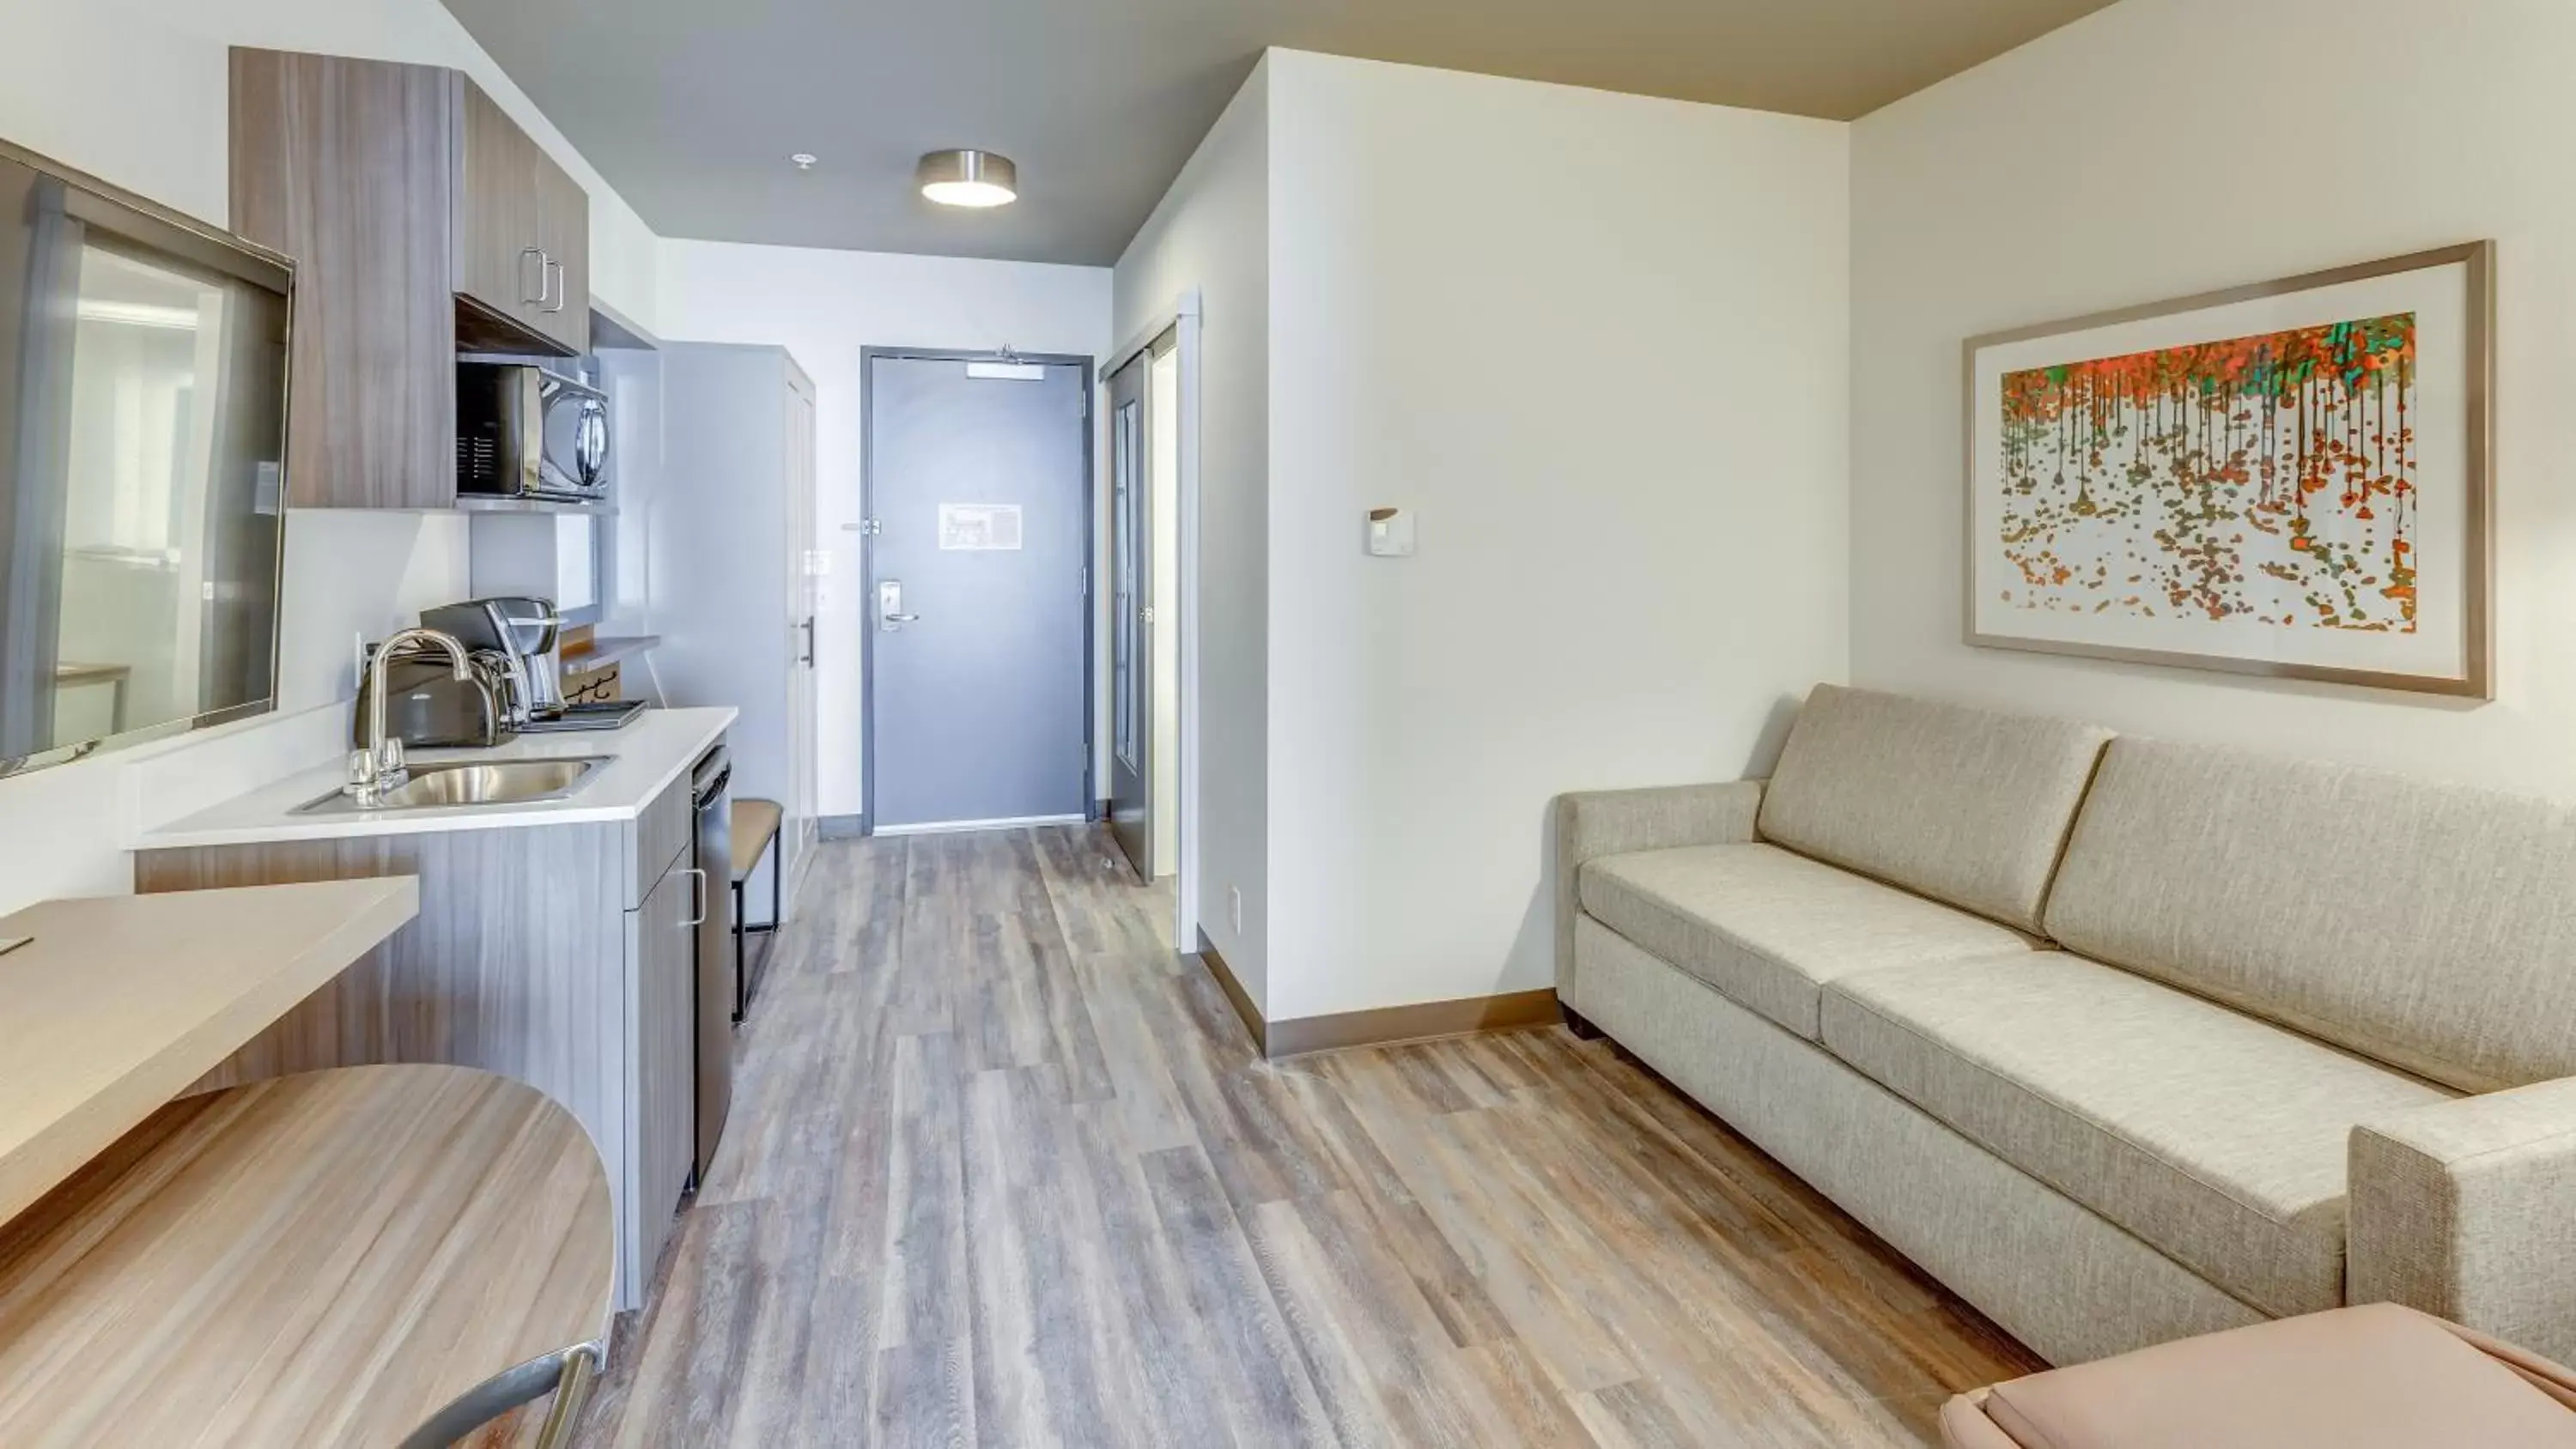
xmin=294 ymin=756 xmax=613 ymax=815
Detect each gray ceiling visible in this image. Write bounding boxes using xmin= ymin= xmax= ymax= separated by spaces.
xmin=435 ymin=0 xmax=2113 ymax=268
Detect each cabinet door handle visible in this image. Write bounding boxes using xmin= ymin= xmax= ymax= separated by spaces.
xmin=683 ymin=868 xmax=708 ymax=927
xmin=519 ymin=246 xmax=546 ymax=305
xmin=543 ymin=256 xmax=566 ymax=314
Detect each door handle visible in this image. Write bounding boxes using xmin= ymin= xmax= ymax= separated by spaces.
xmin=878 ymin=580 xmax=920 ymax=632
xmin=683 ymin=868 xmax=708 ymax=927
xmin=518 ymin=247 xmax=545 ymax=304
xmin=798 ymin=616 xmax=817 ymax=664
xmin=542 ymin=256 xmax=566 ymax=313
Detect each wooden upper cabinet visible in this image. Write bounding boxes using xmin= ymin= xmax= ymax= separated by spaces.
xmin=450 ymin=76 xmax=544 ymax=338
xmin=229 ymin=48 xmax=592 ymax=508
xmin=230 ymin=49 xmax=456 ymax=510
xmin=450 ymin=76 xmax=589 ymax=353
xmin=532 ymin=147 xmax=592 ymax=354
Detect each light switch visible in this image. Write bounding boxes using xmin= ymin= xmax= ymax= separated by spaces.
xmin=1366 ymin=507 xmax=1416 ymax=557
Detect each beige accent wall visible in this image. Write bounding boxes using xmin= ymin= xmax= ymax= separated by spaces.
xmin=1850 ymin=0 xmax=2576 ymax=791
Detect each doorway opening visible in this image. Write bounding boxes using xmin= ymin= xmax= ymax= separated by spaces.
xmin=1105 ymin=333 xmax=1181 ymax=882
xmin=1103 ymin=297 xmax=1201 ymax=946
xmin=859 ymin=348 xmax=1096 ymax=837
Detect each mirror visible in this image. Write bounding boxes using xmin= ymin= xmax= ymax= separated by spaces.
xmin=0 ymin=142 xmax=290 ymax=774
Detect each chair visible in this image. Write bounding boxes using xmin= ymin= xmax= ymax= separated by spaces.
xmin=730 ymin=798 xmax=783 ymax=1021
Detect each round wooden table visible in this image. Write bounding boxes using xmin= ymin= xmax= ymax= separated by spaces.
xmin=0 ymin=1064 xmax=613 ymax=1447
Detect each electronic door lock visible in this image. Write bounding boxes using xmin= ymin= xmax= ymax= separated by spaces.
xmin=878 ymin=579 xmax=920 ymax=631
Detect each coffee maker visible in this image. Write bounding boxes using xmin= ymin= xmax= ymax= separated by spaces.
xmin=420 ymin=596 xmax=645 ymax=733
xmin=422 ymin=596 xmax=564 ymax=726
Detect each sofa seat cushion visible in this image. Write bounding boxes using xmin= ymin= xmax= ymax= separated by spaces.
xmin=1579 ymin=843 xmax=2039 ymax=1041
xmin=1822 ymin=954 xmax=2455 ymax=1319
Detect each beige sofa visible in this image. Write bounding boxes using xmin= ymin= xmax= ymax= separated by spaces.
xmin=1556 ymin=684 xmax=2576 ymax=1368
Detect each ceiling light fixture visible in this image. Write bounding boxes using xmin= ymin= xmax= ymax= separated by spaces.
xmin=789 ymin=153 xmax=817 ymax=172
xmin=916 ymin=149 xmax=1018 ymax=209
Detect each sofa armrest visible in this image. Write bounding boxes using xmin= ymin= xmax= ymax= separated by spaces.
xmin=2348 ymin=1076 xmax=2576 ymax=1366
xmin=1553 ymin=780 xmax=1764 ymax=1009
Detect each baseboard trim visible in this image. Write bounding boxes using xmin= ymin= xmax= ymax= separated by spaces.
xmin=1264 ymin=988 xmax=1563 ymax=1059
xmin=818 ymin=814 xmax=868 ymax=840
xmin=1189 ymin=930 xmax=1564 ymax=1058
xmin=871 ymin=813 xmax=1087 ymax=838
xmin=1194 ymin=928 xmax=1266 ymax=1054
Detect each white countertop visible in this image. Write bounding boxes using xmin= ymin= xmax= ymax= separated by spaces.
xmin=136 ymin=706 xmax=738 ymax=849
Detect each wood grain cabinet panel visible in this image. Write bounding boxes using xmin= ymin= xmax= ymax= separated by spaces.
xmin=450 ymin=74 xmax=544 ymax=338
xmin=531 ymin=142 xmax=591 ymax=353
xmin=630 ymin=769 xmax=694 ymax=906
xmin=451 ymin=72 xmax=590 ymax=355
xmin=228 ymin=49 xmax=456 ymax=510
xmin=628 ymin=859 xmax=696 ymax=1286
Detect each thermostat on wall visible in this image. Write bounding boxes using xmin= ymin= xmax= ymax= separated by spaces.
xmin=1366 ymin=507 xmax=1416 ymax=557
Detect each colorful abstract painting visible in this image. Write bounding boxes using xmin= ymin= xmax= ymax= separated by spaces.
xmin=1996 ymin=313 xmax=2417 ymax=633
xmin=1965 ymin=242 xmax=2492 ymax=696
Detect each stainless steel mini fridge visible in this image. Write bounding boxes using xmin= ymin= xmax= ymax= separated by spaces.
xmin=690 ymin=743 xmax=735 ymax=1181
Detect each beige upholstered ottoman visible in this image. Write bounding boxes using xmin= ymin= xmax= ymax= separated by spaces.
xmin=1941 ymin=1304 xmax=2576 ymax=1448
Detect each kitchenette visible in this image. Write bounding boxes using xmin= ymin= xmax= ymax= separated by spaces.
xmin=0 ymin=37 xmax=819 ymax=1449
xmin=134 ymin=702 xmax=738 ymax=1312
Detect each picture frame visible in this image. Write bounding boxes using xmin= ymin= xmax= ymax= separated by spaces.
xmin=1961 ymin=241 xmax=2494 ymax=698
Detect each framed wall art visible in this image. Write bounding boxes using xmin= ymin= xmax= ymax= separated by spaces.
xmin=1963 ymin=241 xmax=2494 ymax=697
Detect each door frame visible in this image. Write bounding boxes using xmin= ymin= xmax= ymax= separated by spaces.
xmin=1105 ymin=293 xmax=1203 ymax=945
xmin=857 ymin=345 xmax=1098 ymax=837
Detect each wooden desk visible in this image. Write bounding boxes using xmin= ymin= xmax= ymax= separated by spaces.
xmin=0 ymin=884 xmax=612 ymax=1446
xmin=0 ymin=879 xmax=419 ymax=1227
xmin=0 ymin=1064 xmax=612 ymax=1447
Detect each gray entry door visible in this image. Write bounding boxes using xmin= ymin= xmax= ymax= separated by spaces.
xmin=1105 ymin=353 xmax=1153 ymax=876
xmin=866 ymin=355 xmax=1091 ymax=831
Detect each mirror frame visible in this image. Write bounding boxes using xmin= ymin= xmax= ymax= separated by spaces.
xmin=0 ymin=135 xmax=297 ymax=780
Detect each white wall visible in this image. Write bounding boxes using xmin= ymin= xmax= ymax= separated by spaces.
xmin=0 ymin=0 xmax=658 ymax=913
xmin=653 ymin=242 xmax=1110 ymax=820
xmin=1851 ymin=0 xmax=2576 ymax=794
xmin=1261 ymin=52 xmax=1850 ymax=1020
xmin=1114 ymin=60 xmax=1272 ymax=1000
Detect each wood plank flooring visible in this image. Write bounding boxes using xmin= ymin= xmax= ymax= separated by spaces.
xmin=560 ymin=827 xmax=2038 ymax=1446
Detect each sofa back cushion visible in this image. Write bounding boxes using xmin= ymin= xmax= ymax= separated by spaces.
xmin=1755 ymin=686 xmax=2113 ymax=933
xmin=2047 ymin=737 xmax=2576 ymax=1093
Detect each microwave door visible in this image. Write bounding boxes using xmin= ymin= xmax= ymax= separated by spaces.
xmin=538 ymin=373 xmax=610 ymax=497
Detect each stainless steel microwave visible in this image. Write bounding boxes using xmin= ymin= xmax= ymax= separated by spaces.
xmin=456 ymin=360 xmax=609 ymax=502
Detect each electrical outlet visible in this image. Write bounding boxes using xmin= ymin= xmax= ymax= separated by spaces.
xmin=1228 ymin=885 xmax=1243 ymax=936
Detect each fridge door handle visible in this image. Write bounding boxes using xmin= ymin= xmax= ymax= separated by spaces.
xmin=683 ymin=868 xmax=708 ymax=927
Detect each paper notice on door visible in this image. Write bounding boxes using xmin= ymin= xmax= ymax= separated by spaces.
xmin=939 ymin=503 xmax=1023 ymax=550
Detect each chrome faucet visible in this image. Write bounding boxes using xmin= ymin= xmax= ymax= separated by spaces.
xmin=345 ymin=627 xmax=472 ymax=804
